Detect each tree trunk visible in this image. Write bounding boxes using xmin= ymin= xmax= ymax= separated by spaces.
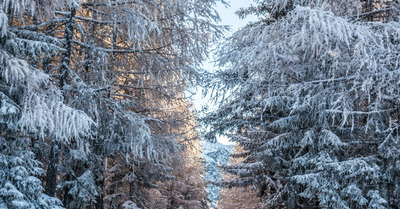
xmin=287 ymin=184 xmax=297 ymax=209
xmin=60 ymin=7 xmax=76 ymax=89
xmin=45 ymin=142 xmax=60 ymax=197
xmin=94 ymin=145 xmax=104 ymax=209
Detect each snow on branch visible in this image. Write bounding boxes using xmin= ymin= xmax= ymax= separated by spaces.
xmin=0 ymin=91 xmax=19 ymax=126
xmin=0 ymin=51 xmax=38 ymax=84
xmin=0 ymin=50 xmax=95 ymax=141
xmin=1 ymin=0 xmax=79 ymax=20
xmin=0 ymin=10 xmax=6 ymax=38
xmin=19 ymin=92 xmax=94 ymax=141
xmin=252 ymin=0 xmax=362 ymax=16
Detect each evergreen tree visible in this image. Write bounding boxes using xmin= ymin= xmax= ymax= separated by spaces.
xmin=204 ymin=0 xmax=400 ymax=208
xmin=0 ymin=2 xmax=94 ymax=207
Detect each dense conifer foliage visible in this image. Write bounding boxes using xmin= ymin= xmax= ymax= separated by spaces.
xmin=204 ymin=0 xmax=400 ymax=208
xmin=0 ymin=0 xmax=224 ymax=208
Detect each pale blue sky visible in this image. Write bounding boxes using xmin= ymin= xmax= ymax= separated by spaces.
xmin=200 ymin=0 xmax=257 ymax=76
xmin=194 ymin=1 xmax=257 ymax=145
xmin=216 ymin=0 xmax=257 ymax=32
xmin=193 ymin=0 xmax=257 ymax=108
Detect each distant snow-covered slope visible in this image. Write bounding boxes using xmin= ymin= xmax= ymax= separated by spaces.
xmin=202 ymin=141 xmax=232 ymax=208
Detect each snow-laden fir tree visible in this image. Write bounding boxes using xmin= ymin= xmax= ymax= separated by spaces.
xmin=203 ymin=0 xmax=400 ymax=208
xmin=0 ymin=2 xmax=94 ymax=207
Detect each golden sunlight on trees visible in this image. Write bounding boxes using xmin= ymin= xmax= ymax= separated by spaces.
xmin=217 ymin=146 xmax=263 ymax=209
xmin=0 ymin=0 xmax=223 ymax=208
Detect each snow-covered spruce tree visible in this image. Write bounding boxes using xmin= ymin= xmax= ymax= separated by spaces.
xmin=1 ymin=2 xmax=104 ymax=208
xmin=0 ymin=2 xmax=94 ymax=207
xmin=203 ymin=0 xmax=400 ymax=208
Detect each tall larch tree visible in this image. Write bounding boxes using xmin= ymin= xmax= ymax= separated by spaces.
xmin=218 ymin=146 xmax=263 ymax=209
xmin=1 ymin=0 xmax=225 ymax=208
xmin=147 ymin=97 xmax=208 ymax=208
